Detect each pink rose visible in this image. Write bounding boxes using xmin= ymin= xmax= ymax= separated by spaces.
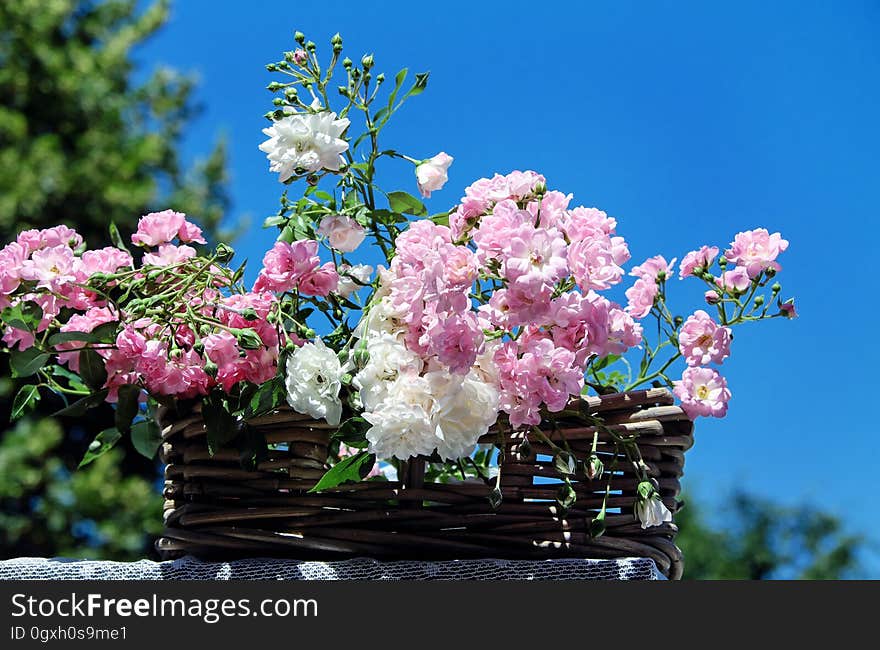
xmin=674 ymin=367 xmax=731 ymax=419
xmin=298 ymin=261 xmax=339 ymax=297
xmin=724 ymin=228 xmax=788 ymax=279
xmin=678 ymin=310 xmax=731 ymax=366
xmin=256 ymin=240 xmax=320 ymax=292
xmin=0 ymin=242 xmax=27 ymax=296
xmin=718 ymin=266 xmax=750 ymax=292
xmin=416 ymin=152 xmax=453 ymax=198
xmin=679 ymin=246 xmax=719 ymax=279
xmin=625 ymin=277 xmax=658 ymax=319
xmin=317 ymin=214 xmax=366 ymax=253
xmin=131 ymin=210 xmax=185 ymax=247
xmin=142 ymin=244 xmax=197 ymax=266
xmin=630 ymin=255 xmax=676 ymax=282
xmin=19 ymin=245 xmax=77 ymax=292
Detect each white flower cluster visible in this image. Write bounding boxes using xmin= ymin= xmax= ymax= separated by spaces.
xmin=353 ymin=274 xmax=500 ymax=460
xmin=259 ymin=108 xmax=350 ymax=182
xmin=285 ymin=338 xmax=344 ymax=426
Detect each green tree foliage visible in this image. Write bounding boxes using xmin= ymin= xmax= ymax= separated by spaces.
xmin=0 ymin=0 xmax=232 ymax=560
xmin=676 ymin=492 xmax=866 ymax=579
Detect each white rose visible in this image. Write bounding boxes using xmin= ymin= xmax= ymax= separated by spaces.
xmin=336 ymin=264 xmax=374 ymax=298
xmin=259 ymin=110 xmax=350 ymax=182
xmin=317 ymin=215 xmax=366 ymax=253
xmin=353 ymin=332 xmax=423 ymax=410
xmin=363 ymin=374 xmax=440 ymax=459
xmin=636 ymin=494 xmax=673 ymax=529
xmin=285 ymin=338 xmax=343 ymax=426
xmin=427 ymin=370 xmax=500 ymax=460
xmin=415 ymin=152 xmax=453 ymax=198
xmin=353 ymin=296 xmax=407 ymax=340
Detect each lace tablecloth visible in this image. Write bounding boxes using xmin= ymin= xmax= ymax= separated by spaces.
xmin=0 ymin=556 xmax=663 ymax=580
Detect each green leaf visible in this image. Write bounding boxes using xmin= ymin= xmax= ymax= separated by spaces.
xmin=243 ymin=376 xmax=284 ymax=419
xmin=386 ymin=68 xmax=408 ymax=112
xmin=108 ymin=222 xmax=130 ymax=253
xmin=1 ymin=302 xmax=43 ymax=331
xmin=114 ymin=384 xmax=141 ymax=434
xmin=131 ymin=420 xmax=162 ymax=459
xmin=331 ymin=417 xmax=370 ymax=446
xmin=203 ymin=394 xmax=240 ymax=455
xmin=9 ymin=348 xmax=50 ymax=378
xmin=309 ymin=451 xmax=375 ymax=492
xmin=387 ymin=191 xmax=427 ymax=217
xmin=89 ymin=321 xmax=119 ymax=343
xmin=78 ymin=348 xmax=107 ymax=389
xmin=429 ymin=211 xmax=450 ymax=226
xmin=263 ymin=215 xmax=287 ymax=228
xmin=11 ymin=384 xmax=40 ymax=420
xmin=47 ymin=331 xmax=99 ymax=346
xmin=53 ymin=389 xmax=109 ymax=417
xmin=79 ymin=428 xmax=122 ymax=468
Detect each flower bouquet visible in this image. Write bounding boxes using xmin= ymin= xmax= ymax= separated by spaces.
xmin=0 ymin=32 xmax=796 ymax=578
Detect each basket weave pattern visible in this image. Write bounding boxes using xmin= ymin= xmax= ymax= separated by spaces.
xmin=158 ymin=388 xmax=693 ymax=579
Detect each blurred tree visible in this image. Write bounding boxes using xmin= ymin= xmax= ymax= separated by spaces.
xmin=0 ymin=0 xmax=232 ymax=560
xmin=676 ymin=492 xmax=865 ymax=579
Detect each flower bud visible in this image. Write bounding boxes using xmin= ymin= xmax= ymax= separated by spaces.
xmin=637 ymin=480 xmax=655 ymax=500
xmin=306 ymin=174 xmax=319 ymax=186
xmin=753 ymin=295 xmax=765 ymax=307
xmin=705 ymin=290 xmax=721 ymax=305
xmin=771 ymin=282 xmax=781 ymax=294
xmin=267 ymin=81 xmax=285 ymax=92
xmin=718 ymin=256 xmax=728 ymax=268
xmin=204 ymin=360 xmax=218 ymax=377
xmin=342 ymin=57 xmax=353 ymax=69
xmin=656 ymin=269 xmax=667 ymax=282
xmin=361 ymin=54 xmax=374 ymax=69
xmin=338 ymin=86 xmax=349 ymax=97
xmin=305 ymin=40 xmax=316 ymax=52
xmin=272 ymin=97 xmax=284 ymax=106
xmin=215 ymin=243 xmax=235 ymax=263
xmin=585 ymin=454 xmax=604 ymax=480
xmin=331 ymin=32 xmax=343 ymax=46
xmin=292 ymin=49 xmax=308 ymax=65
xmin=764 ymin=267 xmax=776 ymax=278
xmin=234 ymin=328 xmax=264 ymax=350
xmin=376 ymin=72 xmax=385 ymax=84
xmin=488 ymin=486 xmax=503 ymax=510
xmin=294 ymin=31 xmax=305 ymax=44
xmin=241 ymin=308 xmax=259 ymax=321
xmin=265 ymin=63 xmax=279 ymax=72
xmin=673 ymin=315 xmax=684 ymax=328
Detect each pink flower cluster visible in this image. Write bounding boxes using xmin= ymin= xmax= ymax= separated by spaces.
xmin=0 ymin=212 xmax=294 ymax=404
xmin=625 ymin=255 xmax=675 ymax=319
xmin=99 ymin=290 xmax=280 ymax=400
xmin=384 ymin=171 xmax=645 ymax=428
xmin=0 ymin=226 xmax=133 ymax=349
xmin=385 ymin=220 xmax=483 ymax=374
xmin=253 ymin=240 xmax=339 ymax=296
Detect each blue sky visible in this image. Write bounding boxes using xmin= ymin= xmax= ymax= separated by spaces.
xmin=136 ymin=1 xmax=880 ymax=570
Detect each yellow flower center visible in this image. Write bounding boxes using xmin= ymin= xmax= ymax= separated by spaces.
xmin=696 ymin=384 xmax=710 ymax=400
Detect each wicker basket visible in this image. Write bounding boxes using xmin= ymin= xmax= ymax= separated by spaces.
xmin=157 ymin=387 xmax=693 ymax=579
